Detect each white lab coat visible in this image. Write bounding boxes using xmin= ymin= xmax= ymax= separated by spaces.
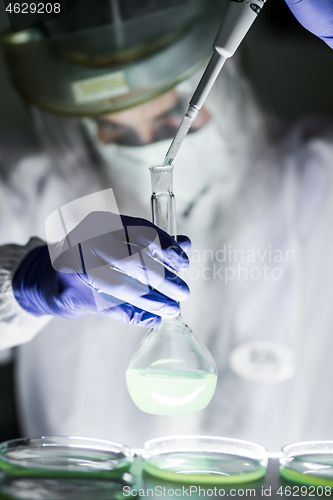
xmin=1 ymin=61 xmax=333 ymax=451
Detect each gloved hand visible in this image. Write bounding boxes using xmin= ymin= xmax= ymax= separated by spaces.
xmin=13 ymin=212 xmax=191 ymax=327
xmin=285 ymin=0 xmax=333 ymax=49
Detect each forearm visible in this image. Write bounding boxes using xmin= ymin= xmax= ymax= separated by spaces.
xmin=0 ymin=238 xmax=52 ymax=350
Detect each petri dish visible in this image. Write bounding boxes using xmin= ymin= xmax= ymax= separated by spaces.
xmin=280 ymin=441 xmax=333 ymax=487
xmin=143 ymin=436 xmax=267 ymax=484
xmin=0 ymin=436 xmax=136 ymax=499
xmin=0 ymin=436 xmax=134 ymax=476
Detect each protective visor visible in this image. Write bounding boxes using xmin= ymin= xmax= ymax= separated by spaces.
xmin=1 ymin=0 xmax=224 ymax=116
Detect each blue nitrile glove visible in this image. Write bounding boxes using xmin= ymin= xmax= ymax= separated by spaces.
xmin=13 ymin=212 xmax=191 ymax=327
xmin=285 ymin=0 xmax=333 ymax=49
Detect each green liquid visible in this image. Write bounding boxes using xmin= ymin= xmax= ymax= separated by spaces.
xmin=143 ymin=452 xmax=266 ymax=485
xmin=126 ymin=369 xmax=217 ymax=415
xmin=280 ymin=454 xmax=333 ymax=487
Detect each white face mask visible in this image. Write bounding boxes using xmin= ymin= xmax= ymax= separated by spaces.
xmin=91 ymin=118 xmax=229 ymax=219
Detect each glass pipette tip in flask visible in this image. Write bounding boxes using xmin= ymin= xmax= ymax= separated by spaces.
xmin=126 ymin=164 xmax=217 ymax=415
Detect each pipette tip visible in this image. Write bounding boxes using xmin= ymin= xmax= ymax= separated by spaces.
xmin=163 ymin=157 xmax=173 ymax=166
xmin=162 ymin=105 xmax=198 ymax=167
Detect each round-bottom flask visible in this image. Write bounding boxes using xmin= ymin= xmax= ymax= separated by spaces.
xmin=126 ymin=317 xmax=217 ymax=415
xmin=126 ymin=164 xmax=217 ymax=415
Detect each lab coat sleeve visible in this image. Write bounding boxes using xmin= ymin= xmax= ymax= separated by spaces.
xmin=0 ymin=138 xmax=77 ymax=352
xmin=0 ymin=135 xmax=100 ymax=350
xmin=0 ymin=236 xmax=52 ymax=350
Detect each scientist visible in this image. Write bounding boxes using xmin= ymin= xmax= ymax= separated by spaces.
xmin=1 ymin=0 xmax=333 ymax=451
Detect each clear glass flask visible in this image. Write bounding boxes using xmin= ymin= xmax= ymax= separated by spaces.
xmin=126 ymin=164 xmax=217 ymax=415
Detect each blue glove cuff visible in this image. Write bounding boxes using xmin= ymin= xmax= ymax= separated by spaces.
xmin=13 ymin=245 xmax=100 ymax=318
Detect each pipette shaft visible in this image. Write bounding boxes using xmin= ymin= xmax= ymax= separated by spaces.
xmin=163 ymin=0 xmax=266 ymax=166
xmin=164 ymin=51 xmax=226 ymax=166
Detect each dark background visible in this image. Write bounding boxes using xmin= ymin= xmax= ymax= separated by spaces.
xmin=0 ymin=0 xmax=332 ymax=443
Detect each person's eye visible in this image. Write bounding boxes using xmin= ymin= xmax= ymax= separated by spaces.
xmin=152 ymin=123 xmax=183 ymax=142
xmin=155 ymin=95 xmax=188 ymax=121
xmin=95 ymin=119 xmax=128 ymax=144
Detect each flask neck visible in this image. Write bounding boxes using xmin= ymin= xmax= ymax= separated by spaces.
xmin=150 ymin=164 xmax=177 ymax=237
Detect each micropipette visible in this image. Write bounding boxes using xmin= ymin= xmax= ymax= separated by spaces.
xmin=163 ymin=0 xmax=266 ymax=166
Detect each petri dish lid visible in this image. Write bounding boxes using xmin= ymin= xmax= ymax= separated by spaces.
xmin=280 ymin=440 xmax=333 ymax=487
xmin=143 ymin=435 xmax=268 ymax=484
xmin=0 ymin=436 xmax=134 ymax=475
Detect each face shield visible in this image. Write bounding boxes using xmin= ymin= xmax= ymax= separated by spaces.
xmin=1 ymin=0 xmax=225 ymax=116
